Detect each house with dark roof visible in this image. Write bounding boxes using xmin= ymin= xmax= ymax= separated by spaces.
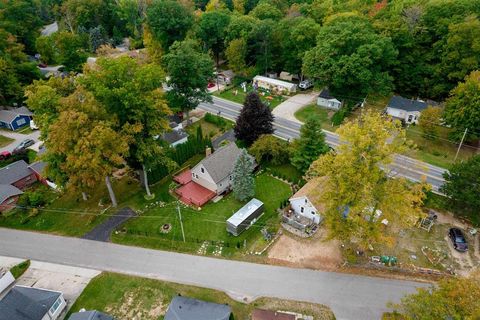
xmin=164 ymin=296 xmax=232 ymax=320
xmin=69 ymin=310 xmax=114 ymax=320
xmin=191 ymin=143 xmax=243 ymax=195
xmin=386 ymin=95 xmax=438 ymax=124
xmin=0 ymin=160 xmax=37 ymax=190
xmin=317 ymin=88 xmax=342 ymax=110
xmin=0 ymin=184 xmax=23 ymax=212
xmin=0 ymin=285 xmax=66 ymax=320
xmin=0 ymin=107 xmax=33 ymax=130
xmin=162 ymin=130 xmax=189 ymax=147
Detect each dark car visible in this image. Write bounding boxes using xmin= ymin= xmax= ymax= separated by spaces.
xmin=13 ymin=139 xmax=35 ymax=154
xmin=448 ymin=228 xmax=468 ymax=252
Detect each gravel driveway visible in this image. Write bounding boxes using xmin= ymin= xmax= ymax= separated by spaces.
xmin=272 ymin=92 xmax=318 ymax=123
xmin=82 ymin=207 xmax=136 ymax=242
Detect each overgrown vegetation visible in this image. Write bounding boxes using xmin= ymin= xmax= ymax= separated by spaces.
xmin=10 ymin=260 xmax=30 ymax=279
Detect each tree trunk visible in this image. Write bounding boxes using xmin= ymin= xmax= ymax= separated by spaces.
xmin=105 ymin=176 xmax=118 ymax=207
xmin=185 ymin=110 xmax=190 ymax=126
xmin=142 ymin=164 xmax=152 ymax=197
xmin=81 ymin=192 xmax=88 ymax=201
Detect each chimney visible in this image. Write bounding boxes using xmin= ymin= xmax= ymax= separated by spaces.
xmin=205 ymin=147 xmax=212 ymax=157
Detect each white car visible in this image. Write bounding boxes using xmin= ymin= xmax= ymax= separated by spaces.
xmin=299 ymin=79 xmax=313 ymax=90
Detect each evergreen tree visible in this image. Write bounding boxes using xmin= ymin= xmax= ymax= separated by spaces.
xmin=291 ymin=117 xmax=330 ymax=173
xmin=234 ymin=92 xmax=274 ymax=145
xmin=232 ymin=148 xmax=255 ymax=201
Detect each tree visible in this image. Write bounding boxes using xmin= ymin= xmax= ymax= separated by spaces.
xmin=249 ymin=2 xmax=282 ymax=21
xmin=225 ymin=38 xmax=248 ymax=75
xmin=37 ymin=31 xmax=90 ymax=71
xmin=232 ymin=148 xmax=255 ymax=201
xmin=443 ymin=70 xmax=480 ymax=141
xmin=234 ymin=92 xmax=274 ymax=146
xmin=308 ymin=111 xmax=427 ymax=247
xmin=418 ymin=106 xmax=442 ymax=140
xmin=163 ymin=40 xmax=214 ymax=122
xmin=291 ymin=117 xmax=330 ymax=174
xmin=146 ymin=0 xmax=193 ymax=51
xmin=388 ymin=272 xmax=480 ymax=319
xmin=441 ymin=155 xmax=480 ymax=220
xmin=303 ymin=15 xmax=397 ymax=98
xmin=249 ymin=134 xmax=290 ymax=165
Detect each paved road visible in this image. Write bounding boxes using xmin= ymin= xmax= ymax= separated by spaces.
xmin=82 ymin=207 xmax=136 ymax=242
xmin=199 ymin=97 xmax=447 ymax=193
xmin=0 ymin=228 xmax=429 ymax=320
xmin=0 ymin=129 xmax=41 ymax=153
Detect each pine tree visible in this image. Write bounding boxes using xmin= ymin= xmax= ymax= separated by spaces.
xmin=291 ymin=117 xmax=330 ymax=173
xmin=234 ymin=92 xmax=274 ymax=146
xmin=232 ymin=149 xmax=255 ymax=201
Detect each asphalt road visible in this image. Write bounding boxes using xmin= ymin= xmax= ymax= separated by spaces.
xmin=0 ymin=228 xmax=429 ymax=320
xmin=199 ymin=97 xmax=447 ymax=193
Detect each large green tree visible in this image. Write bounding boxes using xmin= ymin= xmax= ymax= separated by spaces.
xmin=291 ymin=117 xmax=330 ymax=174
xmin=232 ymin=148 xmax=255 ymax=201
xmin=163 ymin=40 xmax=214 ymax=122
xmin=197 ymin=10 xmax=231 ymax=72
xmin=234 ymin=92 xmax=274 ymax=146
xmin=147 ymin=0 xmax=193 ymax=51
xmin=249 ymin=134 xmax=290 ymax=165
xmin=303 ymin=15 xmax=397 ymax=98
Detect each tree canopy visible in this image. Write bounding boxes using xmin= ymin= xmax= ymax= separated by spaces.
xmin=232 ymin=148 xmax=255 ymax=201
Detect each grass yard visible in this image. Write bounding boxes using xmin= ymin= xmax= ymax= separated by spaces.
xmin=186 ymin=118 xmax=234 ymax=140
xmin=68 ymin=273 xmax=335 ymax=320
xmin=0 ymin=134 xmax=13 ymax=148
xmin=294 ymin=104 xmax=339 ymax=132
xmin=214 ymin=85 xmax=286 ymax=109
xmin=112 ymin=173 xmax=292 ymax=257
xmin=265 ymin=163 xmax=304 ymax=184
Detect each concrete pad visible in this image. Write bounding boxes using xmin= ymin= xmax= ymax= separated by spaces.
xmin=0 ymin=255 xmax=25 ymax=269
xmin=272 ymin=92 xmax=318 ymax=123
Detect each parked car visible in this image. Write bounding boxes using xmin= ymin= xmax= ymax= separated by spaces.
xmin=299 ymin=79 xmax=313 ymax=90
xmin=13 ymin=139 xmax=35 ymax=154
xmin=448 ymin=227 xmax=468 ymax=252
xmin=0 ymin=151 xmax=11 ymax=160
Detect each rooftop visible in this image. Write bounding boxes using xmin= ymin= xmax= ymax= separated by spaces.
xmin=318 ymin=88 xmax=338 ymax=100
xmin=227 ymin=198 xmax=264 ymax=227
xmin=290 ymin=177 xmax=328 ymax=212
xmin=69 ymin=310 xmax=114 ymax=320
xmin=197 ymin=143 xmax=242 ymax=183
xmin=253 ymin=76 xmax=297 ymax=89
xmin=0 ymin=160 xmax=33 ymax=185
xmin=0 ymin=184 xmax=23 ymax=204
xmin=164 ymin=296 xmax=232 ymax=320
xmin=29 ymin=161 xmax=47 ymax=176
xmin=0 ymin=107 xmax=32 ymax=123
xmin=163 ymin=130 xmax=189 ymax=145
xmin=0 ymin=286 xmax=61 ymax=320
xmin=387 ymin=95 xmax=436 ymax=112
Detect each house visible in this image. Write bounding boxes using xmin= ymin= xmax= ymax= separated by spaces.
xmin=191 ymin=143 xmax=243 ymax=195
xmin=0 ymin=160 xmax=38 ymax=190
xmin=253 ymin=75 xmax=297 ymax=94
xmin=252 ymin=309 xmax=295 ymax=320
xmin=385 ymin=95 xmax=437 ymax=124
xmin=279 ymin=72 xmax=299 ymax=82
xmin=288 ymin=177 xmax=327 ymax=225
xmin=0 ymin=184 xmax=23 ymax=212
xmin=164 ymin=296 xmax=232 ymax=320
xmin=0 ymin=285 xmax=67 ymax=320
xmin=0 ymin=107 xmax=33 ymax=130
xmin=69 ymin=310 xmax=114 ymax=320
xmin=163 ymin=130 xmax=189 ymax=147
xmin=217 ymin=70 xmax=234 ymax=85
xmin=226 ymin=198 xmax=264 ymax=236
xmin=317 ymin=88 xmax=342 ymax=110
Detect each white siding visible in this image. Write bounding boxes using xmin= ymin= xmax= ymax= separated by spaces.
xmin=289 ymin=196 xmax=321 ymax=224
xmin=170 ymin=136 xmax=188 ymax=147
xmin=0 ymin=271 xmax=14 ymax=295
xmin=386 ymin=108 xmax=421 ymax=124
xmin=216 ymin=175 xmax=233 ymax=195
xmin=47 ymin=295 xmax=66 ymax=320
xmin=191 ymin=164 xmax=218 ymax=192
xmin=317 ymin=97 xmax=341 ymax=110
xmin=386 ymin=107 xmax=406 ymax=120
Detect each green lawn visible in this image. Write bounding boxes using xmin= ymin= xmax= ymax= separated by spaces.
xmin=0 ymin=135 xmax=14 ymax=148
xmin=294 ymin=104 xmax=339 ymax=132
xmin=265 ymin=163 xmax=304 ymax=184
xmin=68 ymin=272 xmax=335 ymax=320
xmin=186 ymin=118 xmax=234 ymax=140
xmin=214 ymin=86 xmax=286 ymax=109
xmin=112 ymin=173 xmax=292 ymax=256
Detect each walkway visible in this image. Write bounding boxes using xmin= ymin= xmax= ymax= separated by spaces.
xmin=0 ymin=228 xmax=429 ymax=320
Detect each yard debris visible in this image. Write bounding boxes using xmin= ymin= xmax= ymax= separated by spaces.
xmin=197 ymin=241 xmax=208 ymax=255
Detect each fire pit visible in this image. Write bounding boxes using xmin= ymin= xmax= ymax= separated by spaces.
xmin=160 ymin=223 xmax=172 ymax=234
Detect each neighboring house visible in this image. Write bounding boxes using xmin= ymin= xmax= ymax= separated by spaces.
xmin=0 ymin=184 xmax=23 ymax=212
xmin=288 ymin=177 xmax=327 ymax=225
xmin=191 ymin=143 xmax=243 ymax=195
xmin=252 ymin=309 xmax=295 ymax=320
xmin=164 ymin=296 xmax=232 ymax=320
xmin=217 ymin=70 xmax=234 ymax=85
xmin=0 ymin=286 xmax=67 ymax=320
xmin=317 ymin=88 xmax=342 ymax=110
xmin=69 ymin=310 xmax=114 ymax=320
xmin=226 ymin=198 xmax=264 ymax=236
xmin=279 ymin=72 xmax=299 ymax=82
xmin=0 ymin=107 xmax=33 ymax=130
xmin=0 ymin=160 xmax=38 ymax=190
xmin=253 ymin=75 xmax=297 ymax=94
xmin=385 ymin=95 xmax=437 ymax=124
xmin=162 ymin=130 xmax=189 ymax=147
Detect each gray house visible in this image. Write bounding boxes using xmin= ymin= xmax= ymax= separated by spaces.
xmin=69 ymin=310 xmax=114 ymax=320
xmin=317 ymin=88 xmax=342 ymax=110
xmin=385 ymin=95 xmax=437 ymax=124
xmin=0 ymin=286 xmax=67 ymax=320
xmin=165 ymin=296 xmax=232 ymax=320
xmin=191 ymin=143 xmax=243 ymax=195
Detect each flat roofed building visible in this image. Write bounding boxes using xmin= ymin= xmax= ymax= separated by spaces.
xmin=227 ymin=198 xmax=264 ymax=236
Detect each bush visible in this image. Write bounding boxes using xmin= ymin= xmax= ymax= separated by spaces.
xmin=331 ymin=108 xmax=348 ymax=126
xmin=204 ymin=112 xmax=227 ymax=128
xmin=10 ymin=260 xmax=30 ymax=279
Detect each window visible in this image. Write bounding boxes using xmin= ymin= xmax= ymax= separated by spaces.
xmin=304 ymin=199 xmax=307 ymax=204
xmin=16 ymin=118 xmax=26 ymax=126
xmin=49 ymin=297 xmax=62 ymax=314
xmin=229 ymin=175 xmax=232 ymax=180
xmin=195 ymin=174 xmax=199 ymax=179
xmin=311 ymin=211 xmax=315 ymax=215
xmin=219 ymin=183 xmax=222 ymax=187
xmin=300 ymin=207 xmax=304 ymax=213
xmin=407 ymin=114 xmax=413 ymax=123
xmin=201 ymin=168 xmax=204 ymax=173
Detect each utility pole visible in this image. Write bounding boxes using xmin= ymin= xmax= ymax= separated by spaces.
xmin=177 ymin=202 xmax=186 ymax=242
xmin=454 ymin=128 xmax=468 ymax=162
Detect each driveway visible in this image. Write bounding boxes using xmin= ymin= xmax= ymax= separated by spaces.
xmin=272 ymin=92 xmax=318 ymax=123
xmin=0 ymin=228 xmax=429 ymax=320
xmin=0 ymin=129 xmax=41 ymax=153
xmin=82 ymin=207 xmax=136 ymax=242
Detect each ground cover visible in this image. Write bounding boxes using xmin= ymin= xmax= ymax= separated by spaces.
xmin=0 ymin=135 xmax=13 ymax=148
xmin=10 ymin=260 xmax=30 ymax=279
xmin=214 ymin=84 xmax=286 ymax=109
xmin=294 ymin=104 xmax=339 ymax=132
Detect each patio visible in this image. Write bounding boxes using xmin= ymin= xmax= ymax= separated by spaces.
xmin=174 ymin=169 xmax=215 ymax=207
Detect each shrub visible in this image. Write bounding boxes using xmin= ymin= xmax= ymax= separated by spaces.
xmin=204 ymin=112 xmax=227 ymax=128
xmin=10 ymin=260 xmax=30 ymax=279
xmin=331 ymin=108 xmax=348 ymax=126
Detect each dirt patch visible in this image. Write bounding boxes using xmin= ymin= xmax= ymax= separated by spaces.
xmin=105 ymin=288 xmax=166 ymax=320
xmin=267 ymin=229 xmax=342 ymax=270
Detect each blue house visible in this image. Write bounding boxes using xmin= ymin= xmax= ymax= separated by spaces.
xmin=0 ymin=107 xmax=33 ymax=130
